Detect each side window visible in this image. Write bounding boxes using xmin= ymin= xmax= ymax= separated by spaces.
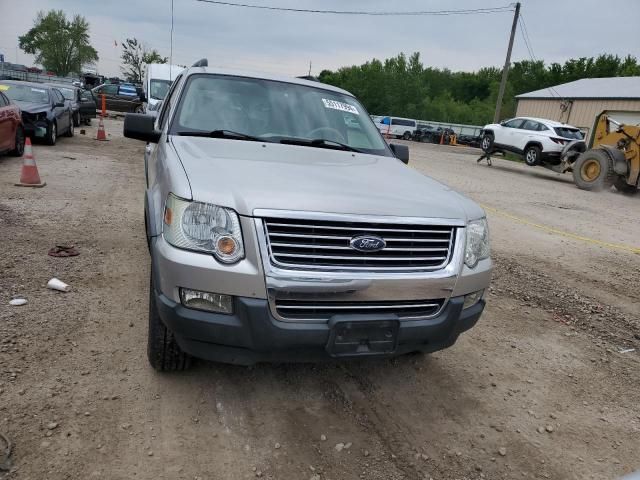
xmin=521 ymin=120 xmax=538 ymax=131
xmin=102 ymin=84 xmax=118 ymax=95
xmin=52 ymin=90 xmax=63 ymax=104
xmin=504 ymin=118 xmax=524 ymax=129
xmin=537 ymin=123 xmax=549 ymax=131
xmin=158 ymin=74 xmax=183 ymax=129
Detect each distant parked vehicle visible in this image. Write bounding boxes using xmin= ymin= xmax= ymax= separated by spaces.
xmin=0 ymin=80 xmax=74 ymax=145
xmin=413 ymin=123 xmax=439 ymax=143
xmin=480 ymin=117 xmax=583 ymax=167
xmin=0 ymin=90 xmax=25 ymax=156
xmin=376 ymin=116 xmax=417 ymax=140
xmin=92 ymin=83 xmax=146 ymax=113
xmin=143 ymin=63 xmax=184 ymax=112
xmin=47 ymin=84 xmax=96 ymax=126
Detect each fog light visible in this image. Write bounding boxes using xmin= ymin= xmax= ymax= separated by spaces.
xmin=180 ymin=288 xmax=233 ymax=314
xmin=463 ymin=290 xmax=484 ymax=309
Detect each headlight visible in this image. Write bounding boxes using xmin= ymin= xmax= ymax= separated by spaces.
xmin=163 ymin=193 xmax=244 ymax=263
xmin=464 ymin=218 xmax=490 ymax=268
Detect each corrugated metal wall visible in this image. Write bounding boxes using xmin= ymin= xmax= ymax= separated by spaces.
xmin=516 ymin=98 xmax=640 ymax=141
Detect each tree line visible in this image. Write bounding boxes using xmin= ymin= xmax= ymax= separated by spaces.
xmin=318 ymin=52 xmax=640 ymax=125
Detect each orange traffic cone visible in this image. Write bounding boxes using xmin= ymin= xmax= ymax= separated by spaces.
xmin=15 ymin=138 xmax=46 ymax=188
xmin=96 ymin=116 xmax=107 ymax=141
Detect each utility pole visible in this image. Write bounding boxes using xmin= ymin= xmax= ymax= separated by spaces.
xmin=493 ymin=2 xmax=520 ymax=123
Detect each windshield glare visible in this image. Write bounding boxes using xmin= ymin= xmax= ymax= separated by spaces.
xmin=172 ymin=74 xmax=390 ymax=155
xmin=1 ymin=84 xmax=50 ymax=104
xmin=150 ymin=79 xmax=172 ymax=100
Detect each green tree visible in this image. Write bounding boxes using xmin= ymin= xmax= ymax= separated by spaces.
xmin=18 ymin=10 xmax=98 ymax=76
xmin=120 ymin=38 xmax=168 ymax=83
xmin=320 ymin=51 xmax=640 ymax=126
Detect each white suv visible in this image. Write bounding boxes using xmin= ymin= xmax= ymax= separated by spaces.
xmin=480 ymin=117 xmax=583 ymax=166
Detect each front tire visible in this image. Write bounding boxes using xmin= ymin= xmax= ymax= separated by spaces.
xmin=524 ymin=145 xmax=542 ymax=166
xmin=572 ymin=149 xmax=615 ymax=191
xmin=45 ymin=121 xmax=57 ymax=146
xmin=147 ymin=274 xmax=192 ymax=372
xmin=64 ymin=114 xmax=74 ymax=137
xmin=481 ymin=134 xmax=494 ymax=153
xmin=9 ymin=126 xmax=25 ymax=157
xmin=402 ymin=131 xmax=411 ymax=140
xmin=134 ymin=105 xmax=144 ymax=114
xmin=613 ymin=176 xmax=637 ymax=194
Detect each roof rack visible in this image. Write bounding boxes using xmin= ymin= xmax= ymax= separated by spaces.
xmin=191 ymin=58 xmax=208 ymax=67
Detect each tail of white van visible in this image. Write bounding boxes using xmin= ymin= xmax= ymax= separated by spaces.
xmin=143 ymin=64 xmax=185 ymax=112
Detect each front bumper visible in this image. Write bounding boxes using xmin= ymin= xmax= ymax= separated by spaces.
xmin=22 ymin=116 xmax=48 ymax=138
xmin=155 ymin=288 xmax=485 ymax=365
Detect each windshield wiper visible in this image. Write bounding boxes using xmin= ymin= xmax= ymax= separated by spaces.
xmin=279 ymin=137 xmax=363 ymax=153
xmin=176 ymin=129 xmax=269 ymax=142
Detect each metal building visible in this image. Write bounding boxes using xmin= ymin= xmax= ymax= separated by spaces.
xmin=515 ymin=76 xmax=640 ymax=141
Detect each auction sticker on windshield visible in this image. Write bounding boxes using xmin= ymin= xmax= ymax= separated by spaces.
xmin=322 ymin=98 xmax=359 ymax=115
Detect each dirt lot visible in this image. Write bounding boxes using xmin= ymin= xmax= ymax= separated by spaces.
xmin=1 ymin=120 xmax=639 ymax=480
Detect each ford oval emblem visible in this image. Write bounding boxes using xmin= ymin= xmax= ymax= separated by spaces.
xmin=350 ymin=235 xmax=386 ymax=252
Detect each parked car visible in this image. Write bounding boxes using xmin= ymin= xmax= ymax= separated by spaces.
xmin=46 ymin=84 xmax=96 ymax=126
xmin=413 ymin=123 xmax=439 ymax=142
xmin=0 ymin=80 xmax=74 ymax=145
xmin=480 ymin=117 xmax=584 ymax=166
xmin=123 ymin=60 xmax=492 ymax=371
xmin=0 ymin=89 xmax=25 ymax=156
xmin=92 ymin=82 xmax=146 ymax=113
xmin=376 ymin=116 xmax=417 ymax=139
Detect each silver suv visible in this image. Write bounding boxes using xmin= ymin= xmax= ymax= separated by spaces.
xmin=124 ymin=59 xmax=492 ymax=371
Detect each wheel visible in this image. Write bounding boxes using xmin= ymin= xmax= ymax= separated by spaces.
xmin=45 ymin=121 xmax=57 ymax=145
xmin=147 ymin=274 xmax=191 ymax=371
xmin=64 ymin=114 xmax=74 ymax=137
xmin=73 ymin=112 xmax=80 ymax=127
xmin=9 ymin=126 xmax=25 ymax=156
xmin=134 ymin=105 xmax=144 ymax=114
xmin=524 ymin=145 xmax=542 ymax=166
xmin=481 ymin=133 xmax=494 ymax=152
xmin=402 ymin=131 xmax=411 ymax=140
xmin=572 ymin=149 xmax=615 ymax=191
xmin=613 ymin=176 xmax=638 ymax=194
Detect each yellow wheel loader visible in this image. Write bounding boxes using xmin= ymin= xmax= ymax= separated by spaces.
xmin=572 ymin=112 xmax=639 ymax=193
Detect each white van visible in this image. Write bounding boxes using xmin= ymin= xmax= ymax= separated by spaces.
xmin=376 ymin=116 xmax=417 ymax=139
xmin=143 ymin=64 xmax=184 ymax=111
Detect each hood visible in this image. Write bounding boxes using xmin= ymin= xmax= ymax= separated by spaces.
xmin=171 ymin=137 xmax=484 ymax=222
xmin=14 ymin=101 xmax=51 ymax=114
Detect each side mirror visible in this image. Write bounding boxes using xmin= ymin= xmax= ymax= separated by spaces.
xmin=124 ymin=113 xmax=161 ymax=143
xmin=389 ymin=143 xmax=409 ymax=164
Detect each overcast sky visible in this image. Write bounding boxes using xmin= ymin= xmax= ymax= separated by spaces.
xmin=1 ymin=0 xmax=639 ymax=78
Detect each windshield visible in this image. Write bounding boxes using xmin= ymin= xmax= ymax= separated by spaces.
xmin=56 ymin=87 xmax=75 ymax=100
xmin=0 ymin=84 xmax=50 ymax=104
xmin=554 ymin=127 xmax=583 ymax=140
xmin=171 ymin=74 xmax=390 ymax=156
xmin=149 ymin=79 xmax=172 ymax=100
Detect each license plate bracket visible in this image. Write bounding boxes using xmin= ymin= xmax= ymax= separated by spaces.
xmin=326 ymin=317 xmax=399 ymax=357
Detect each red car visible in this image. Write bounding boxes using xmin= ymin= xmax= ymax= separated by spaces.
xmin=0 ymin=90 xmax=25 ymax=156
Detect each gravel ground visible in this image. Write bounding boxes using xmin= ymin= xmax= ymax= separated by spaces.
xmin=0 ymin=121 xmax=638 ymax=480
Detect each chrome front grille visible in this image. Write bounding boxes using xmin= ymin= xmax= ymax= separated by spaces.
xmin=275 ymin=298 xmax=445 ymax=321
xmin=262 ymin=217 xmax=455 ymax=271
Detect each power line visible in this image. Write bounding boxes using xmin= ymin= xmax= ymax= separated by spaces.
xmin=518 ymin=13 xmax=564 ymax=100
xmin=194 ymin=0 xmax=515 ymax=16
